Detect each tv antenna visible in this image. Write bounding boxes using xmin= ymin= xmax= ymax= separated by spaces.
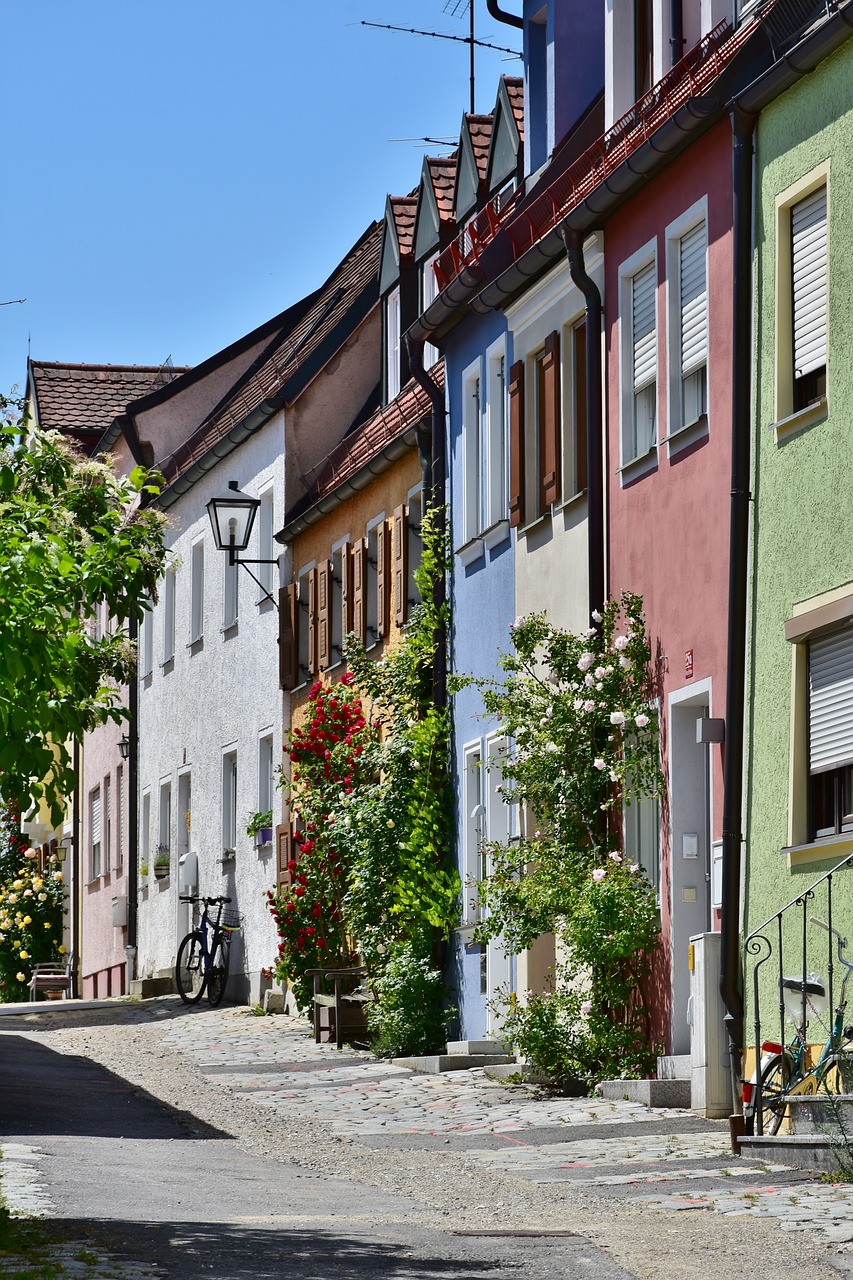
xmin=0 ymin=298 xmax=25 ymax=306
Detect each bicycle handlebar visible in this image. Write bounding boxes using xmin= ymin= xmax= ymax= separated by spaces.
xmin=179 ymin=895 xmax=232 ymax=905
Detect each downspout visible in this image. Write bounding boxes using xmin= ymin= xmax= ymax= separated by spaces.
xmin=719 ymin=106 xmax=756 ymax=1110
xmin=486 ymin=0 xmax=523 ymax=30
xmin=560 ymin=227 xmax=606 ymax=616
xmin=71 ymin=738 xmax=81 ymax=999
xmin=126 ymin=616 xmax=139 ymax=995
xmin=670 ymin=0 xmax=684 ymax=67
xmin=405 ymin=335 xmax=447 ymax=713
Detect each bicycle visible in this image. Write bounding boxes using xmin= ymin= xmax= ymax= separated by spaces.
xmin=175 ymin=895 xmax=243 ymax=1007
xmin=746 ymin=915 xmax=853 ymax=1135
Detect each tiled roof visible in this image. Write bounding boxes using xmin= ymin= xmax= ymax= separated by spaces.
xmin=503 ymin=76 xmax=524 ymax=145
xmin=157 ymin=221 xmax=382 ymax=491
xmin=390 ymin=197 xmax=418 ymax=260
xmin=426 ymin=155 xmax=458 ymax=223
xmin=30 ymin=361 xmax=184 ymax=454
xmin=465 ymin=114 xmax=494 ymax=184
xmin=293 ymin=359 xmax=444 ymax=518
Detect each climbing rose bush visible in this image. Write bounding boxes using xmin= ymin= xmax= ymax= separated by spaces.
xmin=0 ymin=807 xmax=66 ymax=1002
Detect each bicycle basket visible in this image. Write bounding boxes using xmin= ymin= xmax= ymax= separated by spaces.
xmin=221 ymin=910 xmax=244 ymax=933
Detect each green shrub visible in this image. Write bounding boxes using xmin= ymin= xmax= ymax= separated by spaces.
xmin=367 ymin=944 xmax=454 ymax=1058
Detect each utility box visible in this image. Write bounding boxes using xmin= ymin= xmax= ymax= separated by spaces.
xmin=178 ymin=851 xmax=198 ymax=893
xmin=688 ymin=931 xmax=731 ymax=1118
xmin=111 ymin=896 xmax=128 ymax=928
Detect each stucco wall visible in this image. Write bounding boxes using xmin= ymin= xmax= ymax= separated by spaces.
xmin=79 ymin=713 xmax=131 ymax=997
xmin=744 ymin=40 xmax=853 ymax=941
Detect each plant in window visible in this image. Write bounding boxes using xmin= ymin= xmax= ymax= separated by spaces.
xmin=246 ymin=810 xmax=273 ymax=840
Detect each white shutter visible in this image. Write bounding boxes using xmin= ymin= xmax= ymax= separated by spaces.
xmin=91 ymin=789 xmax=102 ymax=846
xmin=809 ymin=629 xmax=853 ymax=774
xmin=632 ymin=264 xmax=656 ymax=390
xmin=680 ymin=222 xmax=707 ymax=374
xmin=792 ymin=186 xmax=827 ymax=380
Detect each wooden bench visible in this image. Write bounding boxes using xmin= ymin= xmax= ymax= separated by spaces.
xmin=28 ymin=953 xmax=75 ymax=1001
xmin=305 ymin=966 xmax=373 ymax=1051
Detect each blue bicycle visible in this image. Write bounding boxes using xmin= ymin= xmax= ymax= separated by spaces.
xmin=175 ymin=895 xmax=242 ymax=1007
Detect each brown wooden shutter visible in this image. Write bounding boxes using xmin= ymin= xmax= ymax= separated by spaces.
xmin=508 ymin=359 xmax=525 ymax=528
xmin=352 ymin=539 xmax=367 ymax=645
xmin=317 ymin=559 xmax=332 ymax=670
xmin=376 ymin=521 xmax=391 ymax=639
xmin=307 ymin=568 xmax=318 ymax=675
xmin=276 ymin=824 xmax=292 ymax=889
xmin=341 ymin=542 xmax=354 ymax=642
xmin=540 ymin=330 xmax=561 ymax=508
xmin=574 ymin=321 xmax=587 ymax=495
xmin=393 ymin=504 xmax=409 ymax=627
xmin=278 ymin=584 xmax=298 ymax=690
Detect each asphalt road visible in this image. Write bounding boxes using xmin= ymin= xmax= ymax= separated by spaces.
xmin=0 ymin=1032 xmax=638 ymax=1280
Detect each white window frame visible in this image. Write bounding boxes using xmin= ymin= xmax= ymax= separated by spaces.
xmin=365 ymin=514 xmax=385 ymax=649
xmin=618 ymin=239 xmax=658 ymax=478
xmin=190 ymin=538 xmax=205 ymax=644
xmin=90 ymin=786 xmax=102 ymax=881
xmin=115 ymin=763 xmax=124 ymax=871
xmin=104 ymin=774 xmax=112 ymax=872
xmin=296 ymin=562 xmax=315 ymax=686
xmin=406 ymin=484 xmax=423 ymax=611
xmin=485 ymin=336 xmax=509 ymax=535
xmin=330 ymin=535 xmax=349 ymax=667
xmin=461 ymin=358 xmax=483 ymax=546
xmin=222 ymin=749 xmax=238 ymax=855
xmin=386 ymin=287 xmax=401 ymax=401
xmin=422 ymin=252 xmax=440 ymax=370
xmin=177 ymin=770 xmax=192 ymax=859
xmin=223 ymin=543 xmax=239 ymax=630
xmin=256 ymin=484 xmax=276 ymax=603
xmin=141 ymin=789 xmax=150 ymax=876
xmin=162 ymin=565 xmax=176 ymax=665
xmin=462 ymin=741 xmax=484 ymax=927
xmin=140 ymin=597 xmax=154 ymax=678
xmin=158 ymin=779 xmax=172 ymax=861
xmin=258 ymin=731 xmax=275 ymax=830
xmin=665 ymin=198 xmax=709 ymax=449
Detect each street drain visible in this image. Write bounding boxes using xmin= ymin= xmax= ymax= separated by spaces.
xmin=451 ymin=1230 xmax=580 ymax=1238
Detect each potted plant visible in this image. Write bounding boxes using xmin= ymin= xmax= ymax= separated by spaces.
xmin=154 ymin=844 xmax=170 ymax=880
xmin=246 ymin=810 xmax=273 ymax=847
xmin=139 ymin=860 xmax=149 ymax=878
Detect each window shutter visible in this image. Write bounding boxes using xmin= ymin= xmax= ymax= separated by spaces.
xmin=91 ymin=789 xmax=102 ymax=846
xmin=317 ymin=560 xmax=332 ymax=670
xmin=632 ymin=263 xmax=656 ymax=390
xmin=352 ymin=539 xmax=367 ymax=645
xmin=393 ymin=504 xmax=409 ymax=626
xmin=540 ymin=330 xmax=561 ymax=508
xmin=307 ymin=568 xmax=318 ymax=675
xmin=809 ymin=629 xmax=853 ymax=775
xmin=680 ymin=222 xmax=707 ymax=374
xmin=276 ymin=824 xmax=292 ymax=889
xmin=341 ymin=543 xmax=354 ymax=641
xmin=278 ymin=585 xmax=298 ymax=690
xmin=792 ymin=186 xmax=827 ymax=380
xmin=508 ymin=360 xmax=525 ymax=528
xmin=376 ymin=521 xmax=391 ymax=638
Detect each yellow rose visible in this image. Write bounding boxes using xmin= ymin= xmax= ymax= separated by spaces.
xmin=44 ymin=922 xmax=51 ymax=929
xmin=12 ymin=940 xmax=20 ymax=948
xmin=53 ymin=873 xmax=63 ymax=883
xmin=38 ymin=893 xmax=47 ymax=902
xmin=12 ymin=880 xmax=23 ymax=890
xmin=58 ymin=945 xmax=67 ymax=955
xmin=19 ymin=951 xmax=28 ymax=960
xmin=23 ymin=916 xmax=31 ymax=926
xmin=15 ymin=972 xmax=25 ymax=982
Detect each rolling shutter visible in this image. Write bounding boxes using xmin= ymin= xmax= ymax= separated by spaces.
xmin=278 ymin=585 xmax=298 ymax=690
xmin=632 ymin=263 xmax=656 ymax=391
xmin=540 ymin=330 xmax=561 ymax=508
xmin=680 ymin=222 xmax=707 ymax=375
xmin=91 ymin=789 xmax=102 ymax=848
xmin=393 ymin=504 xmax=408 ymax=626
xmin=376 ymin=522 xmax=391 ymax=639
xmin=306 ymin=568 xmax=318 ymax=676
xmin=792 ymin=186 xmax=827 ymax=380
xmin=352 ymin=539 xmax=367 ymax=645
xmin=508 ymin=360 xmax=525 ymax=528
xmin=317 ymin=560 xmax=332 ymax=670
xmin=809 ymin=628 xmax=853 ymax=774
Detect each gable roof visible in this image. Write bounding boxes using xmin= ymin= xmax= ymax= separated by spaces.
xmin=154 ymin=220 xmax=382 ymax=501
xmin=486 ymin=77 xmax=525 ymax=193
xmin=455 ymin=113 xmax=494 ymax=220
xmin=413 ymin=154 xmax=458 ymax=262
xmin=28 ymin=361 xmax=187 ymax=454
xmin=426 ymin=155 xmax=458 ymax=223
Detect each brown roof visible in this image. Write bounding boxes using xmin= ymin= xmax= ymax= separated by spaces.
xmin=426 ymin=155 xmax=458 ymax=223
xmin=389 ymin=197 xmax=418 ymax=260
xmin=503 ymin=76 xmax=524 ymax=145
xmin=465 ymin=114 xmax=494 ymax=184
xmin=295 ymin=359 xmax=444 ymax=518
xmin=30 ymin=361 xmax=185 ymax=454
xmin=156 ymin=221 xmax=382 ymax=491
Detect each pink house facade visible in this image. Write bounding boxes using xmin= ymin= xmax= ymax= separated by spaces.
xmin=604 ymin=119 xmax=734 ymax=1053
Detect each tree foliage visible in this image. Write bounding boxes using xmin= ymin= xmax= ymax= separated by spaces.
xmin=0 ymin=398 xmax=168 ymax=823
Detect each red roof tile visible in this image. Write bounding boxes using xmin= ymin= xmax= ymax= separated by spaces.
xmin=29 ymin=361 xmax=187 ymax=454
xmin=157 ymin=221 xmax=382 ymax=491
xmin=503 ymin=76 xmax=524 ymax=145
xmin=426 ymin=155 xmax=458 ymax=223
xmin=465 ymin=114 xmax=494 ymax=184
xmin=390 ymin=197 xmax=418 ymax=260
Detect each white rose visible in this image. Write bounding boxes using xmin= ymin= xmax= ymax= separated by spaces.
xmin=610 ymin=711 xmax=626 ymax=727
xmin=635 ymin=713 xmax=650 ymax=728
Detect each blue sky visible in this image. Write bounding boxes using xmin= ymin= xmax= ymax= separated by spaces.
xmin=0 ymin=1 xmax=520 ymax=396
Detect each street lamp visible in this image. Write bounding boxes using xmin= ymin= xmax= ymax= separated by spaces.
xmin=118 ymin=734 xmax=131 ymax=760
xmin=206 ymin=481 xmax=280 ymax=607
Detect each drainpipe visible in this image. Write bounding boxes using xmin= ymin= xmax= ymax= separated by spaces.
xmin=670 ymin=0 xmax=684 ymax=67
xmin=405 ymin=335 xmax=447 ymax=713
xmin=71 ymin=738 xmax=81 ymax=999
xmin=719 ymin=106 xmax=756 ymax=1112
xmin=560 ymin=227 xmax=605 ymax=617
xmin=486 ymin=0 xmax=523 ymax=30
xmin=126 ymin=616 xmax=139 ymax=995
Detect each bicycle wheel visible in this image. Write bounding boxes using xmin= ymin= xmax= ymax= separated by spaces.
xmin=206 ymin=933 xmax=230 ymax=1007
xmin=175 ymin=930 xmax=206 ymax=1004
xmin=757 ymin=1052 xmax=793 ymax=1135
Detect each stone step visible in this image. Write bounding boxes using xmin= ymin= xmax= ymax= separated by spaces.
xmin=599 ymin=1077 xmax=692 ymax=1108
xmin=446 ymin=1039 xmax=508 ymax=1056
xmin=786 ymin=1093 xmax=853 ymax=1136
xmin=739 ymin=1133 xmax=847 ymax=1173
xmin=129 ymin=976 xmax=174 ymax=999
xmin=394 ymin=1053 xmax=516 ymax=1074
xmin=657 ymin=1054 xmax=692 ymax=1081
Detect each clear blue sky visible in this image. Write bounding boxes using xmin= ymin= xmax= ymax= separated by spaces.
xmin=0 ymin=1 xmax=520 ymax=396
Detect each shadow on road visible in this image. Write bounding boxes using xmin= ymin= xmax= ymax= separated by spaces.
xmin=0 ymin=1034 xmax=227 ymax=1141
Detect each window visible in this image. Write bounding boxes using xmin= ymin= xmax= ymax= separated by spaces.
xmin=422 ymin=253 xmax=440 ymax=370
xmin=140 ymin=598 xmax=154 ymax=677
xmin=190 ymin=539 xmax=204 ymax=643
xmin=116 ymin=765 xmax=123 ymax=870
xmin=104 ymin=775 xmax=112 ymax=872
xmin=90 ymin=787 xmax=102 ymax=880
xmin=158 ymin=780 xmax=171 ymax=859
xmin=486 ymin=340 xmax=508 ymax=528
xmin=365 ymin=519 xmax=383 ymax=647
xmin=223 ymin=545 xmax=238 ymax=629
xmin=462 ymin=744 xmax=484 ymax=925
xmin=297 ymin=566 xmax=313 ymax=682
xmin=808 ymin=629 xmax=853 ymax=839
xmin=330 ymin=545 xmax=346 ymax=665
xmin=462 ymin=364 xmax=482 ymax=543
xmin=141 ymin=790 xmax=150 ymax=874
xmin=258 ymin=733 xmax=274 ymax=821
xmin=163 ymin=567 xmax=176 ymax=664
xmin=634 ymin=0 xmax=654 ymax=97
xmin=791 ymin=186 xmax=827 ymax=412
xmin=385 ymin=287 xmax=401 ymax=402
xmin=624 ymin=794 xmax=660 ymax=892
xmin=407 ymin=489 xmax=423 ymax=612
xmin=528 ymin=331 xmax=561 ymax=521
xmin=666 ymin=206 xmax=709 ymax=441
xmin=222 ymin=750 xmax=237 ymax=854
xmin=177 ymin=772 xmax=192 ymax=858
xmin=562 ymin=319 xmax=587 ymax=499
xmin=257 ymin=487 xmax=275 ymax=602
xmin=620 ymin=246 xmax=658 ymax=468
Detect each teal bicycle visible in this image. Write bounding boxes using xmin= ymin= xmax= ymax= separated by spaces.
xmin=175 ymin=895 xmax=242 ymax=1007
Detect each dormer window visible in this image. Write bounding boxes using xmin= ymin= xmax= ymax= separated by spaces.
xmin=385 ymin=287 xmax=401 ymax=401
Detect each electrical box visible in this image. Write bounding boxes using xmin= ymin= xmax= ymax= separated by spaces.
xmin=687 ymin=931 xmax=731 ymax=1119
xmin=178 ymin=851 xmax=198 ymax=893
xmin=111 ymin=896 xmax=128 ymax=928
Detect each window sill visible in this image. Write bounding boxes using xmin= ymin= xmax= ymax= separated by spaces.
xmin=160 ymin=656 xmax=175 ymax=673
xmin=221 ymin=621 xmax=239 ymax=636
xmin=455 ymin=537 xmax=484 ymax=567
xmin=482 ymin=519 xmax=510 ymax=551
xmin=187 ymin=637 xmax=203 ymax=652
xmin=782 ymin=831 xmax=853 ymax=870
xmin=617 ymin=448 xmax=658 ymax=484
xmin=555 ymin=487 xmax=587 ymax=516
xmin=662 ymin=413 xmax=708 ymax=455
xmin=518 ymin=510 xmax=551 ymax=537
xmin=771 ymin=397 xmax=828 ymax=443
